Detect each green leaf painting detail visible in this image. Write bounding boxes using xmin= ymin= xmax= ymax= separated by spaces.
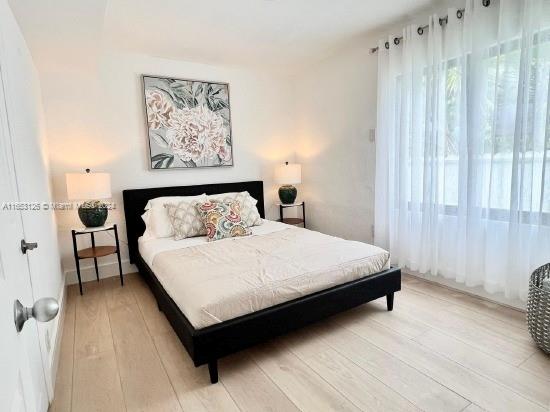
xmin=151 ymin=153 xmax=174 ymax=169
xmin=143 ymin=76 xmax=233 ymax=169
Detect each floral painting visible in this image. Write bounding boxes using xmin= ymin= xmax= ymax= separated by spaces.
xmin=143 ymin=75 xmax=233 ymax=169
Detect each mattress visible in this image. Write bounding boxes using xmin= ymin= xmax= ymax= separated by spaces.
xmin=139 ymin=220 xmax=390 ymax=329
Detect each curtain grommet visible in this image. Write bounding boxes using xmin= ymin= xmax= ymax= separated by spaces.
xmin=394 ymin=38 xmax=400 ymax=45
xmin=417 ymin=27 xmax=424 ymax=35
xmin=385 ymin=41 xmax=390 ymax=49
xmin=456 ymin=9 xmax=463 ymax=19
xmin=482 ymin=0 xmax=490 ymax=6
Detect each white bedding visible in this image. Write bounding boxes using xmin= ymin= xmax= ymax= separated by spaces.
xmin=139 ymin=219 xmax=288 ymax=266
xmin=139 ymin=220 xmax=390 ymax=329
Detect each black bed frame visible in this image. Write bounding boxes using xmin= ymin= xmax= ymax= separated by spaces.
xmin=123 ymin=180 xmax=401 ymax=384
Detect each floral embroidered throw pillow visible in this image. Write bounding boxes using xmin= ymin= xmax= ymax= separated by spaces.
xmin=194 ymin=200 xmax=251 ymax=241
xmin=207 ymin=191 xmax=262 ymax=227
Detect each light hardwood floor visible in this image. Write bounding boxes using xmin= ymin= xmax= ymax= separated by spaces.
xmin=49 ymin=273 xmax=550 ymax=412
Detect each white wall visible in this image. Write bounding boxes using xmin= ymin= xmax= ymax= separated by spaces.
xmin=37 ymin=50 xmax=296 ymax=281
xmin=294 ymin=37 xmax=378 ymax=243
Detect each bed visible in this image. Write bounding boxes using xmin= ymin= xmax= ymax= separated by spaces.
xmin=123 ymin=181 xmax=401 ymax=383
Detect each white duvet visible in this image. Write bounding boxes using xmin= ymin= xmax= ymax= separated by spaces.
xmin=139 ymin=220 xmax=390 ymax=329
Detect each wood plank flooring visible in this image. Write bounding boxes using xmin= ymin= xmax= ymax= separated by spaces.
xmin=49 ymin=273 xmax=550 ymax=412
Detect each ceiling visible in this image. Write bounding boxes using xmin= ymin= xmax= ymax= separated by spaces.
xmin=9 ymin=0 xmax=439 ymax=72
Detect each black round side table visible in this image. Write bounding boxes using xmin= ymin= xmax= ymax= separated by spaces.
xmin=71 ymin=224 xmax=123 ymax=295
xmin=278 ymin=202 xmax=306 ymax=228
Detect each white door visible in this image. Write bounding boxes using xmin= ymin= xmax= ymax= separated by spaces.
xmin=0 ymin=1 xmax=50 ymax=411
xmin=0 ymin=83 xmax=48 ymax=412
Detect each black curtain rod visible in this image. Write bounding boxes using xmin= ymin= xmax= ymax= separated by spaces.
xmin=370 ymin=0 xmax=489 ymax=54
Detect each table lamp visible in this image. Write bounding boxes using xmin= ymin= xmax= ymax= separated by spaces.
xmin=275 ymin=162 xmax=301 ymax=204
xmin=66 ymin=169 xmax=112 ymax=227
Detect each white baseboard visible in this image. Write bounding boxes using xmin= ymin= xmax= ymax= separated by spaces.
xmin=404 ymin=270 xmax=526 ymax=311
xmin=64 ymin=259 xmax=137 ymax=285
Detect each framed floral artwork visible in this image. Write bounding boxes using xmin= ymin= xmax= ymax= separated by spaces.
xmin=142 ymin=75 xmax=233 ymax=169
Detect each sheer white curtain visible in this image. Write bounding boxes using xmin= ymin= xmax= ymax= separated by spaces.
xmin=375 ymin=0 xmax=550 ymax=300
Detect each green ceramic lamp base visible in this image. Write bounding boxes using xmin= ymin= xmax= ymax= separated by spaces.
xmin=278 ymin=185 xmax=297 ymax=204
xmin=78 ymin=202 xmax=108 ymax=227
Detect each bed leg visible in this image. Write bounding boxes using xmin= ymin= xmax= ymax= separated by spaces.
xmin=386 ymin=293 xmax=394 ymax=311
xmin=208 ymin=360 xmax=218 ymax=384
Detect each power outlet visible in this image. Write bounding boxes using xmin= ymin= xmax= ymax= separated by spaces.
xmin=368 ymin=129 xmax=376 ymax=143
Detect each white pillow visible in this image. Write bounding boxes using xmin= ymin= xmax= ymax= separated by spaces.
xmin=145 ymin=194 xmax=207 ymax=238
xmin=141 ymin=210 xmax=156 ymax=241
xmin=207 ymin=191 xmax=262 ymax=227
xmin=145 ymin=194 xmax=207 ymax=210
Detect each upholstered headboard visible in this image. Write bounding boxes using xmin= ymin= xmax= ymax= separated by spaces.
xmin=122 ymin=180 xmax=265 ymax=264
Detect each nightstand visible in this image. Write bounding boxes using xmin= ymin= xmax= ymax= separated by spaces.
xmin=278 ymin=202 xmax=306 ymax=228
xmin=71 ymin=224 xmax=123 ymax=295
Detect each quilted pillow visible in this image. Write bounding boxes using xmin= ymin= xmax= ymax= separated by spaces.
xmin=165 ymin=199 xmax=207 ymax=240
xmin=207 ymin=191 xmax=262 ymax=227
xmin=146 ymin=194 xmax=207 ymax=238
xmin=195 ymin=200 xmax=251 ymax=241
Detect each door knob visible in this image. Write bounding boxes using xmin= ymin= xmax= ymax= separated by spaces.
xmin=21 ymin=239 xmax=38 ymax=254
xmin=14 ymin=297 xmax=59 ymax=333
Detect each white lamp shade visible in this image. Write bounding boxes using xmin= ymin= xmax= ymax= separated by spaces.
xmin=66 ymin=172 xmax=111 ymax=200
xmin=275 ymin=163 xmax=301 ymax=185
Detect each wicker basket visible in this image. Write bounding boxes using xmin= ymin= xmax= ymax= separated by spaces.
xmin=527 ymin=264 xmax=550 ymax=354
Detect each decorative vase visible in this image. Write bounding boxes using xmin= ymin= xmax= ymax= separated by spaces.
xmin=278 ymin=185 xmax=297 ymax=204
xmin=78 ymin=200 xmax=108 ymax=227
